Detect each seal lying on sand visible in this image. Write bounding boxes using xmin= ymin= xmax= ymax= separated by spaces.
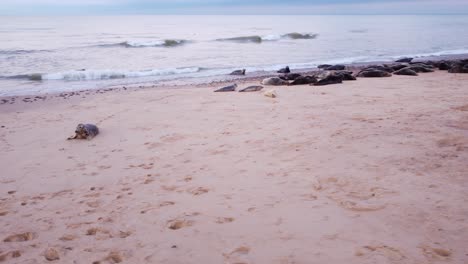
xmin=214 ymin=84 xmax=237 ymax=92
xmin=261 ymin=77 xmax=289 ymax=86
xmin=289 ymin=76 xmax=317 ymax=85
xmin=279 ymin=73 xmax=301 ymax=81
xmin=230 ymin=69 xmax=246 ymax=75
xmin=67 ymin=123 xmax=99 ymax=140
xmin=239 ymin=86 xmax=263 ymax=92
xmin=277 ymin=66 xmax=290 ymax=73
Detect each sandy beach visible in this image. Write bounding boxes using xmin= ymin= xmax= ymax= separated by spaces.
xmin=1 ymin=70 xmax=468 ymax=263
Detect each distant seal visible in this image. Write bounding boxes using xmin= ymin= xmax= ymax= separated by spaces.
xmin=356 ymin=70 xmax=392 ymax=78
xmin=279 ymin=73 xmax=301 ymax=81
xmin=261 ymin=77 xmax=289 ymax=86
xmin=394 ymin=67 xmax=418 ymax=76
xmin=289 ymin=76 xmax=317 ymax=85
xmin=395 ymin=57 xmax=413 ymax=63
xmin=67 ymin=123 xmax=99 ymax=140
xmin=277 ymin=66 xmax=290 ymax=74
xmin=239 ymin=86 xmax=263 ymax=92
xmin=313 ymin=74 xmax=343 ymax=86
xmin=230 ymin=69 xmax=246 ymax=75
xmin=325 ymin=65 xmax=345 ymax=71
xmin=214 ymin=84 xmax=237 ymax=92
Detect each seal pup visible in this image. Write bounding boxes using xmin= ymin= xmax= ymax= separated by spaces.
xmin=214 ymin=84 xmax=237 ymax=92
xmin=261 ymin=77 xmax=289 ymax=86
xmin=67 ymin=123 xmax=99 ymax=140
xmin=264 ymin=89 xmax=277 ymax=98
xmin=239 ymin=86 xmax=263 ymax=92
xmin=230 ymin=69 xmax=246 ymax=75
xmin=277 ymin=66 xmax=290 ymax=73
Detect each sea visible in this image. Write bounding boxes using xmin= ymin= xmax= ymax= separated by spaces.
xmin=1 ymin=15 xmax=468 ymax=96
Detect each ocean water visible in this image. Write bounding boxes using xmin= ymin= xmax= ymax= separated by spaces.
xmin=1 ymin=15 xmax=468 ymax=96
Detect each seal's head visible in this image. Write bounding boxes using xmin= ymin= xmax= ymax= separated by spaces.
xmin=75 ymin=124 xmax=85 ymax=134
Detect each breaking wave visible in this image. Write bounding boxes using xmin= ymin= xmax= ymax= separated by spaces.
xmin=6 ymin=67 xmax=201 ymax=81
xmin=216 ymin=32 xmax=318 ymax=43
xmin=97 ymin=39 xmax=188 ymax=48
xmin=0 ymin=49 xmax=51 ymax=55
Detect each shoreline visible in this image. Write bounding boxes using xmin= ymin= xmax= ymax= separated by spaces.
xmin=1 ymin=53 xmax=468 ymax=101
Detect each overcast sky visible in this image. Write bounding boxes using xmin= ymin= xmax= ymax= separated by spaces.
xmin=1 ymin=0 xmax=468 ymax=15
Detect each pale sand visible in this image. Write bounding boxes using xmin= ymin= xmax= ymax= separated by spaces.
xmin=1 ymin=71 xmax=468 ymax=263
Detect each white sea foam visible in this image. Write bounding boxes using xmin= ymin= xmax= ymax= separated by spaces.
xmin=40 ymin=67 xmax=200 ymax=81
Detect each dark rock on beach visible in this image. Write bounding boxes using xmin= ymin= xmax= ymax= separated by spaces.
xmin=394 ymin=67 xmax=418 ymax=76
xmin=289 ymin=76 xmax=317 ymax=85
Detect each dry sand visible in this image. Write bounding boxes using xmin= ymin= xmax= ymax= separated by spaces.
xmin=1 ymin=71 xmax=468 ymax=263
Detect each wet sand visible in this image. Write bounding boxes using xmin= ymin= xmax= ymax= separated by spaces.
xmin=1 ymin=70 xmax=468 ymax=263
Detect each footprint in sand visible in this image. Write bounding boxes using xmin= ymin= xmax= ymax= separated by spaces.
xmin=216 ymin=217 xmax=235 ymax=224
xmin=0 ymin=251 xmax=21 ymax=262
xmin=93 ymin=251 xmax=124 ymax=264
xmin=360 ymin=244 xmax=406 ymax=261
xmin=223 ymin=246 xmax=251 ymax=264
xmin=3 ymin=232 xmax=35 ymax=242
xmin=187 ymin=187 xmax=209 ymax=196
xmin=167 ymin=219 xmax=195 ymax=230
xmin=421 ymin=245 xmax=452 ymax=260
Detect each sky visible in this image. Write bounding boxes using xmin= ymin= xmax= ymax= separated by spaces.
xmin=1 ymin=0 xmax=468 ymax=15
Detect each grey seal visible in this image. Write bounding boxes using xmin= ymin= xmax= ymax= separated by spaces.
xmin=239 ymin=86 xmax=263 ymax=92
xmin=230 ymin=69 xmax=246 ymax=75
xmin=277 ymin=66 xmax=290 ymax=73
xmin=289 ymin=76 xmax=317 ymax=85
xmin=261 ymin=77 xmax=289 ymax=86
xmin=393 ymin=68 xmax=418 ymax=76
xmin=356 ymin=70 xmax=392 ymax=78
xmin=214 ymin=84 xmax=237 ymax=92
xmin=313 ymin=74 xmax=343 ymax=86
xmin=395 ymin=57 xmax=413 ymax=63
xmin=67 ymin=123 xmax=99 ymax=140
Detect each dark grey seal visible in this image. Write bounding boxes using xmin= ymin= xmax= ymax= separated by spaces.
xmin=277 ymin=66 xmax=290 ymax=73
xmin=333 ymin=71 xmax=356 ymax=81
xmin=357 ymin=70 xmax=392 ymax=78
xmin=325 ymin=65 xmax=346 ymax=71
xmin=279 ymin=73 xmax=301 ymax=81
xmin=313 ymin=75 xmax=343 ymax=86
xmin=239 ymin=86 xmax=264 ymax=92
xmin=395 ymin=57 xmax=413 ymax=63
xmin=68 ymin=123 xmax=99 ymax=140
xmin=393 ymin=68 xmax=418 ymax=76
xmin=289 ymin=76 xmax=317 ymax=85
xmin=214 ymin=84 xmax=237 ymax=92
xmin=230 ymin=69 xmax=246 ymax=75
